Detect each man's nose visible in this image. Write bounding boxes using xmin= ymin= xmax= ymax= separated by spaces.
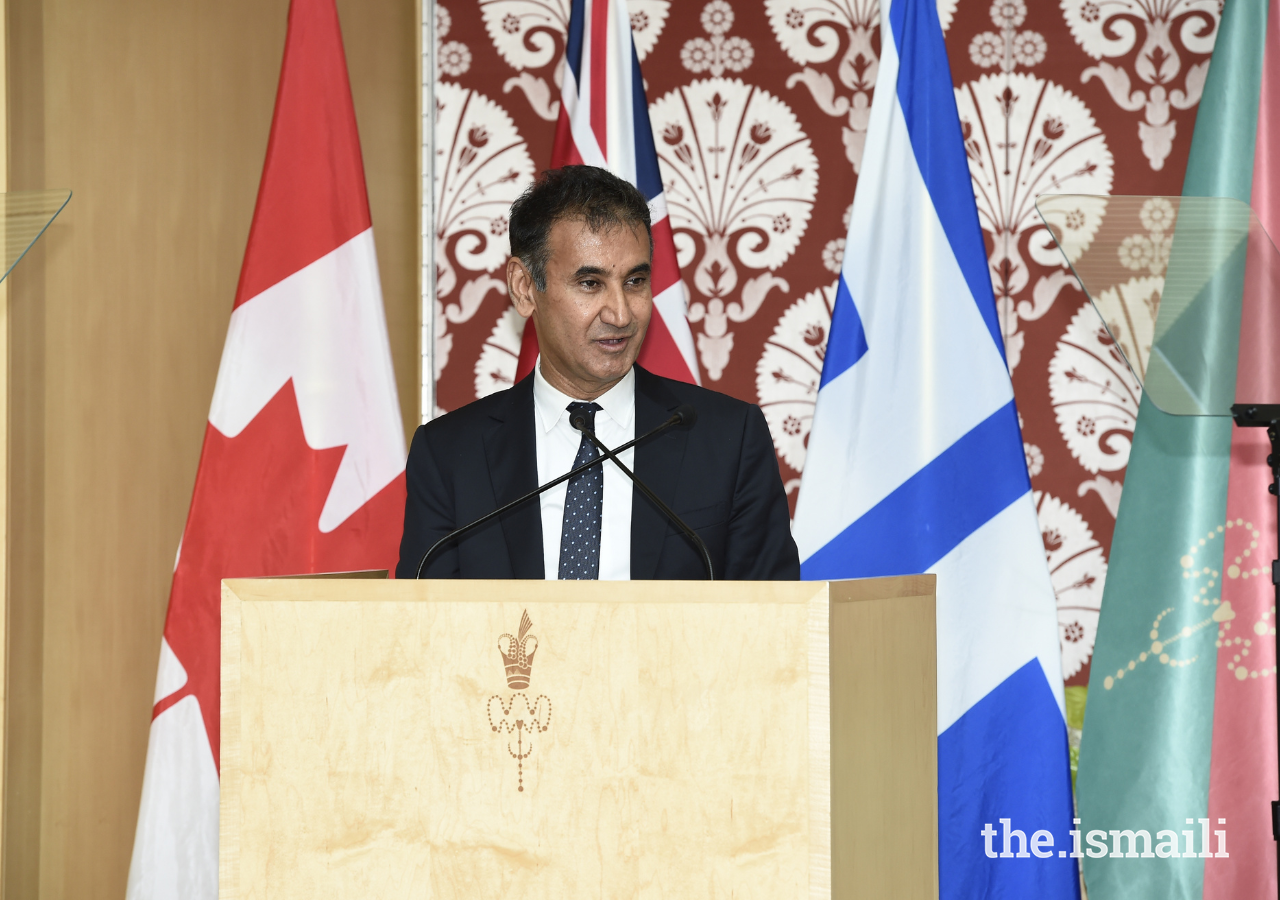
xmin=599 ymin=281 xmax=632 ymax=325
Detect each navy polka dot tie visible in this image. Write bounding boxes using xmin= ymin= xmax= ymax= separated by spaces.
xmin=558 ymin=402 xmax=603 ymax=580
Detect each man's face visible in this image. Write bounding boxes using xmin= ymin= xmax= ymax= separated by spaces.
xmin=508 ymin=217 xmax=652 ymax=399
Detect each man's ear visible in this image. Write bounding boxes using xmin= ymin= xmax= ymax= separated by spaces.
xmin=507 ymin=256 xmax=537 ymax=319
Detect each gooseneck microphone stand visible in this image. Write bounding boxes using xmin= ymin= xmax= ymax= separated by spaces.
xmin=415 ymin=405 xmax=699 ymax=579
xmin=569 ymin=408 xmax=714 ymax=581
xmin=1229 ymin=402 xmax=1280 ymax=890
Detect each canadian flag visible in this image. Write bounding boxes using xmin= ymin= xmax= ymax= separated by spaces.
xmin=125 ymin=1 xmax=406 ymax=897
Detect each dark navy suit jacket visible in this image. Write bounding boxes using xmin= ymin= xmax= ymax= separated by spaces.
xmin=395 ymin=365 xmax=800 ymax=580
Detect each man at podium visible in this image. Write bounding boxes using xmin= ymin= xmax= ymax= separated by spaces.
xmin=397 ymin=166 xmax=799 ymax=581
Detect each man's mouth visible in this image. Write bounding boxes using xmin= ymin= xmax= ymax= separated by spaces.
xmin=594 ymin=335 xmax=631 ymax=350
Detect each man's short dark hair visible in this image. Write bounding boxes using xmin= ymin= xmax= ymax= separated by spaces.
xmin=509 ymin=165 xmax=652 ymax=291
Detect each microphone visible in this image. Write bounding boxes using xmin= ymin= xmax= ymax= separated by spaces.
xmin=568 ymin=406 xmax=713 ymax=581
xmin=414 ymin=405 xmax=698 ymax=578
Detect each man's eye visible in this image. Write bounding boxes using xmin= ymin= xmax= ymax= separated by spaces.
xmin=579 ymin=279 xmax=599 ymax=288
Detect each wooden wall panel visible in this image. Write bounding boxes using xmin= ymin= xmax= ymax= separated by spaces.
xmin=342 ymin=0 xmax=419 ymax=433
xmin=5 ymin=0 xmax=47 ymax=893
xmin=3 ymin=0 xmax=418 ymax=896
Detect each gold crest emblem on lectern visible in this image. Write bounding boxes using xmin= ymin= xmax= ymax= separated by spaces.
xmin=498 ymin=609 xmax=538 ymax=688
xmin=487 ymin=609 xmax=552 ymax=792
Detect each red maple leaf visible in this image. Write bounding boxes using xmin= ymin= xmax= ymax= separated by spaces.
xmin=153 ymin=380 xmax=405 ymax=770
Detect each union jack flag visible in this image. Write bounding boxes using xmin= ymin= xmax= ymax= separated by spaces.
xmin=515 ymin=0 xmax=700 ymax=385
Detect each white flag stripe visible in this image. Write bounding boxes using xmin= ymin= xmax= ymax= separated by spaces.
xmin=933 ymin=495 xmax=1068 ymax=730
xmin=126 ymin=698 xmax=219 ymax=900
xmin=652 ymin=281 xmax=697 ymax=379
xmin=559 ymin=66 xmax=609 ymax=169
xmin=605 ymin=1 xmax=636 ymax=184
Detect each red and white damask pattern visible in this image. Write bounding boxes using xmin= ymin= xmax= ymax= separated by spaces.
xmin=428 ymin=0 xmax=1222 ymax=689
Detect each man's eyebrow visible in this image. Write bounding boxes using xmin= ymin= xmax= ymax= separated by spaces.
xmin=569 ymin=262 xmax=652 ymax=279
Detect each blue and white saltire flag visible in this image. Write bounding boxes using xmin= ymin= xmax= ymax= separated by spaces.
xmin=793 ymin=0 xmax=1078 ymax=896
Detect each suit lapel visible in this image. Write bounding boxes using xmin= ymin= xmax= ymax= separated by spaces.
xmin=483 ymin=376 xmax=545 ymax=579
xmin=630 ymin=366 xmax=690 ymax=579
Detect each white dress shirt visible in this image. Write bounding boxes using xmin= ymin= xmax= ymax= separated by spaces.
xmin=533 ymin=360 xmax=635 ymax=580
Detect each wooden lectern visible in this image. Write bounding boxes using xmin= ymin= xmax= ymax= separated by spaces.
xmin=220 ymin=576 xmax=937 ymax=899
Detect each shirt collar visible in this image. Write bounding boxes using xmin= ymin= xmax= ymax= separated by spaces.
xmin=532 ymin=357 xmax=636 ymax=434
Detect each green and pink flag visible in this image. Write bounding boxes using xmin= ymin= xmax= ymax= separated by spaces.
xmin=1077 ymin=0 xmax=1280 ymax=896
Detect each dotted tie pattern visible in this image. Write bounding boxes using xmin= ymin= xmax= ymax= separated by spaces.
xmin=557 ymin=402 xmax=604 ymax=580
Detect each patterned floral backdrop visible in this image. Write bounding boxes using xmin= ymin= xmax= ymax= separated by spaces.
xmin=428 ymin=0 xmax=1223 ymax=693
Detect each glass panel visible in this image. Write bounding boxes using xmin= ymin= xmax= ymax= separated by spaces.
xmin=1035 ymin=195 xmax=1280 ymax=416
xmin=0 ymin=189 xmax=71 ymax=283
